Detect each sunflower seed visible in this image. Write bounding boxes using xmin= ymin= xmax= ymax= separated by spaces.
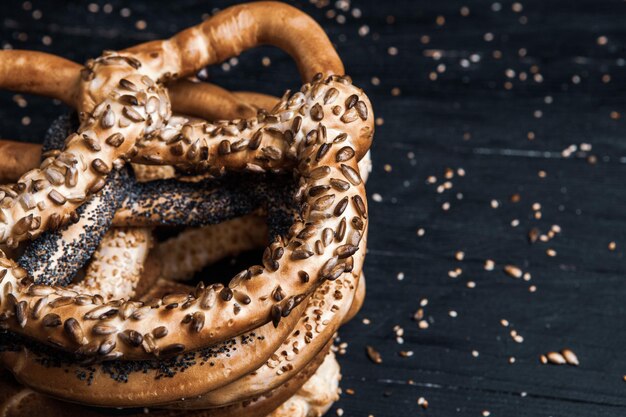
xmin=159 ymin=343 xmax=185 ymax=357
xmin=309 ymin=185 xmax=331 ymax=197
xmin=341 ymin=108 xmax=359 ymax=124
xmin=336 ymin=244 xmax=359 ymax=259
xmin=46 ymin=190 xmax=66 ymax=206
xmin=146 ymin=96 xmax=159 ymax=114
xmin=120 ymin=94 xmax=139 ymax=105
xmin=334 ymin=196 xmax=349 ymax=216
xmin=272 ymin=286 xmax=286 ymax=302
xmin=340 ymin=164 xmax=362 ymax=185
xmin=82 ymin=135 xmax=102 ymax=151
xmin=101 ymin=105 xmax=115 ymax=128
xmin=218 ymin=140 xmax=231 ymax=155
xmin=324 ymin=88 xmax=339 ymax=105
xmin=292 ymin=248 xmax=314 ymax=260
xmin=119 ymin=78 xmax=138 ymax=91
xmin=123 ymin=106 xmax=145 ymax=122
xmin=245 ymin=163 xmax=265 ymax=173
xmin=191 ymin=312 xmax=205 ymax=333
xmin=186 ymin=139 xmax=200 ymax=160
xmin=98 ymin=339 xmax=116 ymax=355
xmin=153 ymin=326 xmax=168 ymax=339
xmin=271 ymin=304 xmax=282 ymax=327
xmin=200 ymin=287 xmax=217 ymax=309
xmin=320 ymin=257 xmax=339 ymax=279
xmin=84 ymin=305 xmax=116 ymax=320
xmin=330 ymin=178 xmax=350 ymax=192
xmin=336 ymin=218 xmax=347 ymax=242
xmin=13 ymin=215 xmax=33 ymax=234
xmin=332 ymin=134 xmax=348 ymax=145
xmin=229 ymin=270 xmax=250 ymax=289
xmin=316 ymin=143 xmax=331 ymax=161
xmin=561 ymin=348 xmax=579 ymax=366
xmin=42 ymin=313 xmax=62 ymax=327
xmin=308 ymin=166 xmax=331 ymax=180
xmin=322 ymin=228 xmax=334 ymax=246
xmin=105 ymin=133 xmax=125 ymax=148
xmin=292 ymin=116 xmax=302 ymax=134
xmin=231 ymin=139 xmax=248 ymax=151
xmin=91 ymin=158 xmax=110 ymax=175
xmin=352 ymin=195 xmax=367 ymax=218
xmin=546 ymin=351 xmax=566 ymax=365
xmin=310 ymin=103 xmax=324 ymax=121
xmin=355 ymin=100 xmax=368 ymax=120
xmin=352 ymin=216 xmax=365 ymax=230
xmin=312 ymin=194 xmax=335 ymax=211
xmin=89 ymin=178 xmax=107 ymax=194
xmin=142 ymin=333 xmax=157 ymax=353
xmin=15 ymin=301 xmax=27 ymax=327
xmin=220 ymin=287 xmax=233 ymax=302
xmin=45 ymin=167 xmax=65 ymax=185
xmin=262 ymin=146 xmax=282 ymax=160
xmin=336 ymin=146 xmax=355 ymax=162
xmin=119 ymin=330 xmax=143 ymax=347
xmin=65 ymin=318 xmax=87 ymax=345
xmin=366 ymin=345 xmax=383 ymax=364
xmin=345 ymin=94 xmax=359 ymax=109
xmin=65 ymin=167 xmax=78 ymax=188
xmin=30 ymin=296 xmax=48 ymax=320
xmin=92 ymin=324 xmax=118 ymax=335
xmin=248 ymin=130 xmax=263 ymax=150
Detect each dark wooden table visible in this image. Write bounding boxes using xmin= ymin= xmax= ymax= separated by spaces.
xmin=2 ymin=0 xmax=626 ymax=416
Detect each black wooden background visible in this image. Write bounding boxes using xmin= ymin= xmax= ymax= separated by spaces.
xmin=2 ymin=0 xmax=626 ymax=416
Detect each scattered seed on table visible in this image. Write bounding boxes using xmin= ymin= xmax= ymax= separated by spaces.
xmin=546 ymin=351 xmax=567 ymax=365
xmin=484 ymin=259 xmax=495 ymax=271
xmin=561 ymin=348 xmax=579 ymax=366
xmin=504 ymin=265 xmax=523 ymax=278
xmin=366 ymin=345 xmax=383 ymax=364
xmin=417 ymin=397 xmax=429 ymax=409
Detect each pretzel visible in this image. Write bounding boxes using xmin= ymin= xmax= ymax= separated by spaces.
xmin=0 ymin=350 xmax=340 ymax=417
xmin=0 ymin=1 xmax=373 ymax=415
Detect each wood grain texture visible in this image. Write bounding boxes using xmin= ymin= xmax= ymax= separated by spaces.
xmin=2 ymin=0 xmax=626 ymax=416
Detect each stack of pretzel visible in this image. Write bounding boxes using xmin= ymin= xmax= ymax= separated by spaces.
xmin=0 ymin=2 xmax=374 ymax=416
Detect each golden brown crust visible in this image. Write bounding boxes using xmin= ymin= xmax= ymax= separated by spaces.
xmin=168 ymin=80 xmax=257 ymax=121
xmin=123 ymin=2 xmax=343 ymax=85
xmin=0 ymin=140 xmax=42 ymax=183
xmin=0 ymin=267 xmax=357 ymax=407
xmin=0 ymin=349 xmax=338 ymax=417
xmin=266 ymin=351 xmax=340 ymax=417
xmin=0 ymin=302 xmax=306 ymax=407
xmin=0 ymin=50 xmax=81 ymax=107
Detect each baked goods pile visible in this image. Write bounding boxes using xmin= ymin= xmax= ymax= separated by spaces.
xmin=0 ymin=2 xmax=373 ymax=416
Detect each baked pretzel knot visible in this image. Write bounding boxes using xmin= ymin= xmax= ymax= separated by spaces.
xmin=0 ymin=2 xmax=373 ymax=416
